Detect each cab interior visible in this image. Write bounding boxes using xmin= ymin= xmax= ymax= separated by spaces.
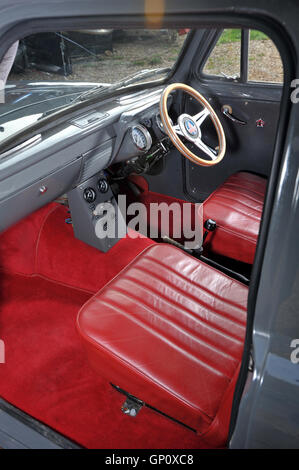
xmin=0 ymin=26 xmax=284 ymax=448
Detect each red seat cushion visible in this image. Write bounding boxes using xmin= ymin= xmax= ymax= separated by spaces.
xmin=77 ymin=244 xmax=248 ymax=446
xmin=203 ymin=172 xmax=267 ymax=264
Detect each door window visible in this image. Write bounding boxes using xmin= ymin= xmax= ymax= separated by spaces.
xmin=202 ymin=28 xmax=283 ymax=84
xmin=248 ymin=29 xmax=283 ymax=83
xmin=203 ymin=29 xmax=241 ymax=79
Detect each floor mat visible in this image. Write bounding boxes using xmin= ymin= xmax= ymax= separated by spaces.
xmin=0 ymin=273 xmax=209 ymax=448
xmin=0 ymin=204 xmax=210 ymax=448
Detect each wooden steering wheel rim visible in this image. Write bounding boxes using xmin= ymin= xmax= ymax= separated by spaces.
xmin=159 ymin=83 xmax=226 ymax=167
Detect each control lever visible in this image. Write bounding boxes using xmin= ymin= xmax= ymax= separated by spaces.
xmin=189 ymin=219 xmax=217 ymax=257
xmin=162 ymin=235 xmax=194 ymax=254
xmin=162 ymin=220 xmax=217 ymax=256
xmin=202 ymin=219 xmax=217 ymax=244
xmin=163 ymin=222 xmax=249 ymax=285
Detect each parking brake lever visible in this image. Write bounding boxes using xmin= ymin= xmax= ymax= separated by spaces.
xmin=221 ymin=105 xmax=247 ymax=125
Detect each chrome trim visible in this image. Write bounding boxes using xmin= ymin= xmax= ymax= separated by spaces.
xmin=131 ymin=125 xmax=152 ymax=152
xmin=0 ymin=134 xmax=42 ymax=160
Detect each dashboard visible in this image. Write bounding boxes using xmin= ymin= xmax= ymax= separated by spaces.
xmin=129 ymin=112 xmax=168 ymax=150
xmin=0 ymin=86 xmax=172 ymax=233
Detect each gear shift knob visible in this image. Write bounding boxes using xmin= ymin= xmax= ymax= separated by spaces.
xmin=202 ymin=219 xmax=217 ymax=245
xmin=204 ymin=219 xmax=217 ymax=232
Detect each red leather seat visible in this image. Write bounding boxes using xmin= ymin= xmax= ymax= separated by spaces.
xmin=203 ymin=172 xmax=267 ymax=264
xmin=77 ymin=244 xmax=248 ymax=446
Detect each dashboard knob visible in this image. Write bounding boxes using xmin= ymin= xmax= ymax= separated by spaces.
xmin=83 ymin=187 xmax=96 ymax=203
xmin=39 ymin=185 xmax=48 ymax=195
xmin=98 ymin=178 xmax=109 ymax=193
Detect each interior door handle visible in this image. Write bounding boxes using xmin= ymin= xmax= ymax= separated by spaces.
xmin=221 ymin=105 xmax=247 ymax=125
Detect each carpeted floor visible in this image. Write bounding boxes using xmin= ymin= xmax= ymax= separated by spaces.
xmin=0 ymin=203 xmax=211 ymax=448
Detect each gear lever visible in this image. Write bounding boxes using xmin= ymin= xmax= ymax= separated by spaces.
xmin=189 ymin=219 xmax=217 ymax=257
xmin=202 ymin=219 xmax=217 ymax=244
xmin=162 ymin=219 xmax=217 ymax=256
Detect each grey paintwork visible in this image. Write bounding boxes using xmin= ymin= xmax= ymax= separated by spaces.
xmin=0 ymin=0 xmax=297 ymax=450
xmin=231 ymin=85 xmax=299 ymax=447
xmin=0 ymin=409 xmax=62 ymax=449
xmin=0 ymin=399 xmax=79 ymax=449
xmin=0 ymin=158 xmax=81 ymax=231
xmin=0 ymin=86 xmax=163 ymax=233
xmin=68 ymin=170 xmax=127 ymax=252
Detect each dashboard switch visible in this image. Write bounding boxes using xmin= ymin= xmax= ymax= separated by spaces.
xmin=98 ymin=178 xmax=109 ymax=193
xmin=39 ymin=185 xmax=48 ymax=195
xmin=83 ymin=187 xmax=96 ymax=203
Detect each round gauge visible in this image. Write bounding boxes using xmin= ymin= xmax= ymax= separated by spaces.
xmin=131 ymin=125 xmax=152 ymax=151
xmin=155 ymin=113 xmax=173 ymax=134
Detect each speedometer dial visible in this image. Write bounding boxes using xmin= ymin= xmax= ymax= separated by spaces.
xmin=131 ymin=125 xmax=152 ymax=151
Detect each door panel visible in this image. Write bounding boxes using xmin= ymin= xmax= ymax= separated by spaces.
xmin=147 ymin=28 xmax=283 ymax=204
xmin=183 ymin=81 xmax=282 ymax=200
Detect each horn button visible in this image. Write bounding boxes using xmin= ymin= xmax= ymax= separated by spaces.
xmin=178 ymin=114 xmax=200 ymax=142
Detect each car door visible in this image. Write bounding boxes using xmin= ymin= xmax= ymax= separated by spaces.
xmin=182 ymin=28 xmax=283 ymax=201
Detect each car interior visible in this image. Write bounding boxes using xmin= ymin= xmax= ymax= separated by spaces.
xmin=0 ymin=27 xmax=284 ymax=448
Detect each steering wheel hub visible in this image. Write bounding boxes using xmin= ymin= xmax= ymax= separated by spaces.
xmin=178 ymin=113 xmax=201 ymax=141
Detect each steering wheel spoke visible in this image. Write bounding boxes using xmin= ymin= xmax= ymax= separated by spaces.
xmin=192 ymin=108 xmax=210 ymax=128
xmin=172 ymin=123 xmax=184 ymax=136
xmin=194 ymin=138 xmax=218 ymax=160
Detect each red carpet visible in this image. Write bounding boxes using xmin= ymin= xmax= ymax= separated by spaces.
xmin=0 ymin=203 xmax=211 ymax=448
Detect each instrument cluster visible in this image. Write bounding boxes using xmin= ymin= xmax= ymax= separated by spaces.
xmin=130 ymin=111 xmax=172 ymax=153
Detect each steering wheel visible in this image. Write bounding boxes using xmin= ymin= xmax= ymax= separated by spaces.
xmin=159 ymin=83 xmax=226 ymax=166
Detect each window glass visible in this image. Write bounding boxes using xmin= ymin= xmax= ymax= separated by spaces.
xmin=248 ymin=29 xmax=283 ymax=83
xmin=203 ymin=29 xmax=241 ymax=79
xmin=8 ymin=29 xmax=186 ymax=84
xmin=0 ymin=29 xmax=188 ymax=142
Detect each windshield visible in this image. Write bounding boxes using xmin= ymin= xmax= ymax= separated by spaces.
xmin=0 ymin=29 xmax=188 ymax=142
